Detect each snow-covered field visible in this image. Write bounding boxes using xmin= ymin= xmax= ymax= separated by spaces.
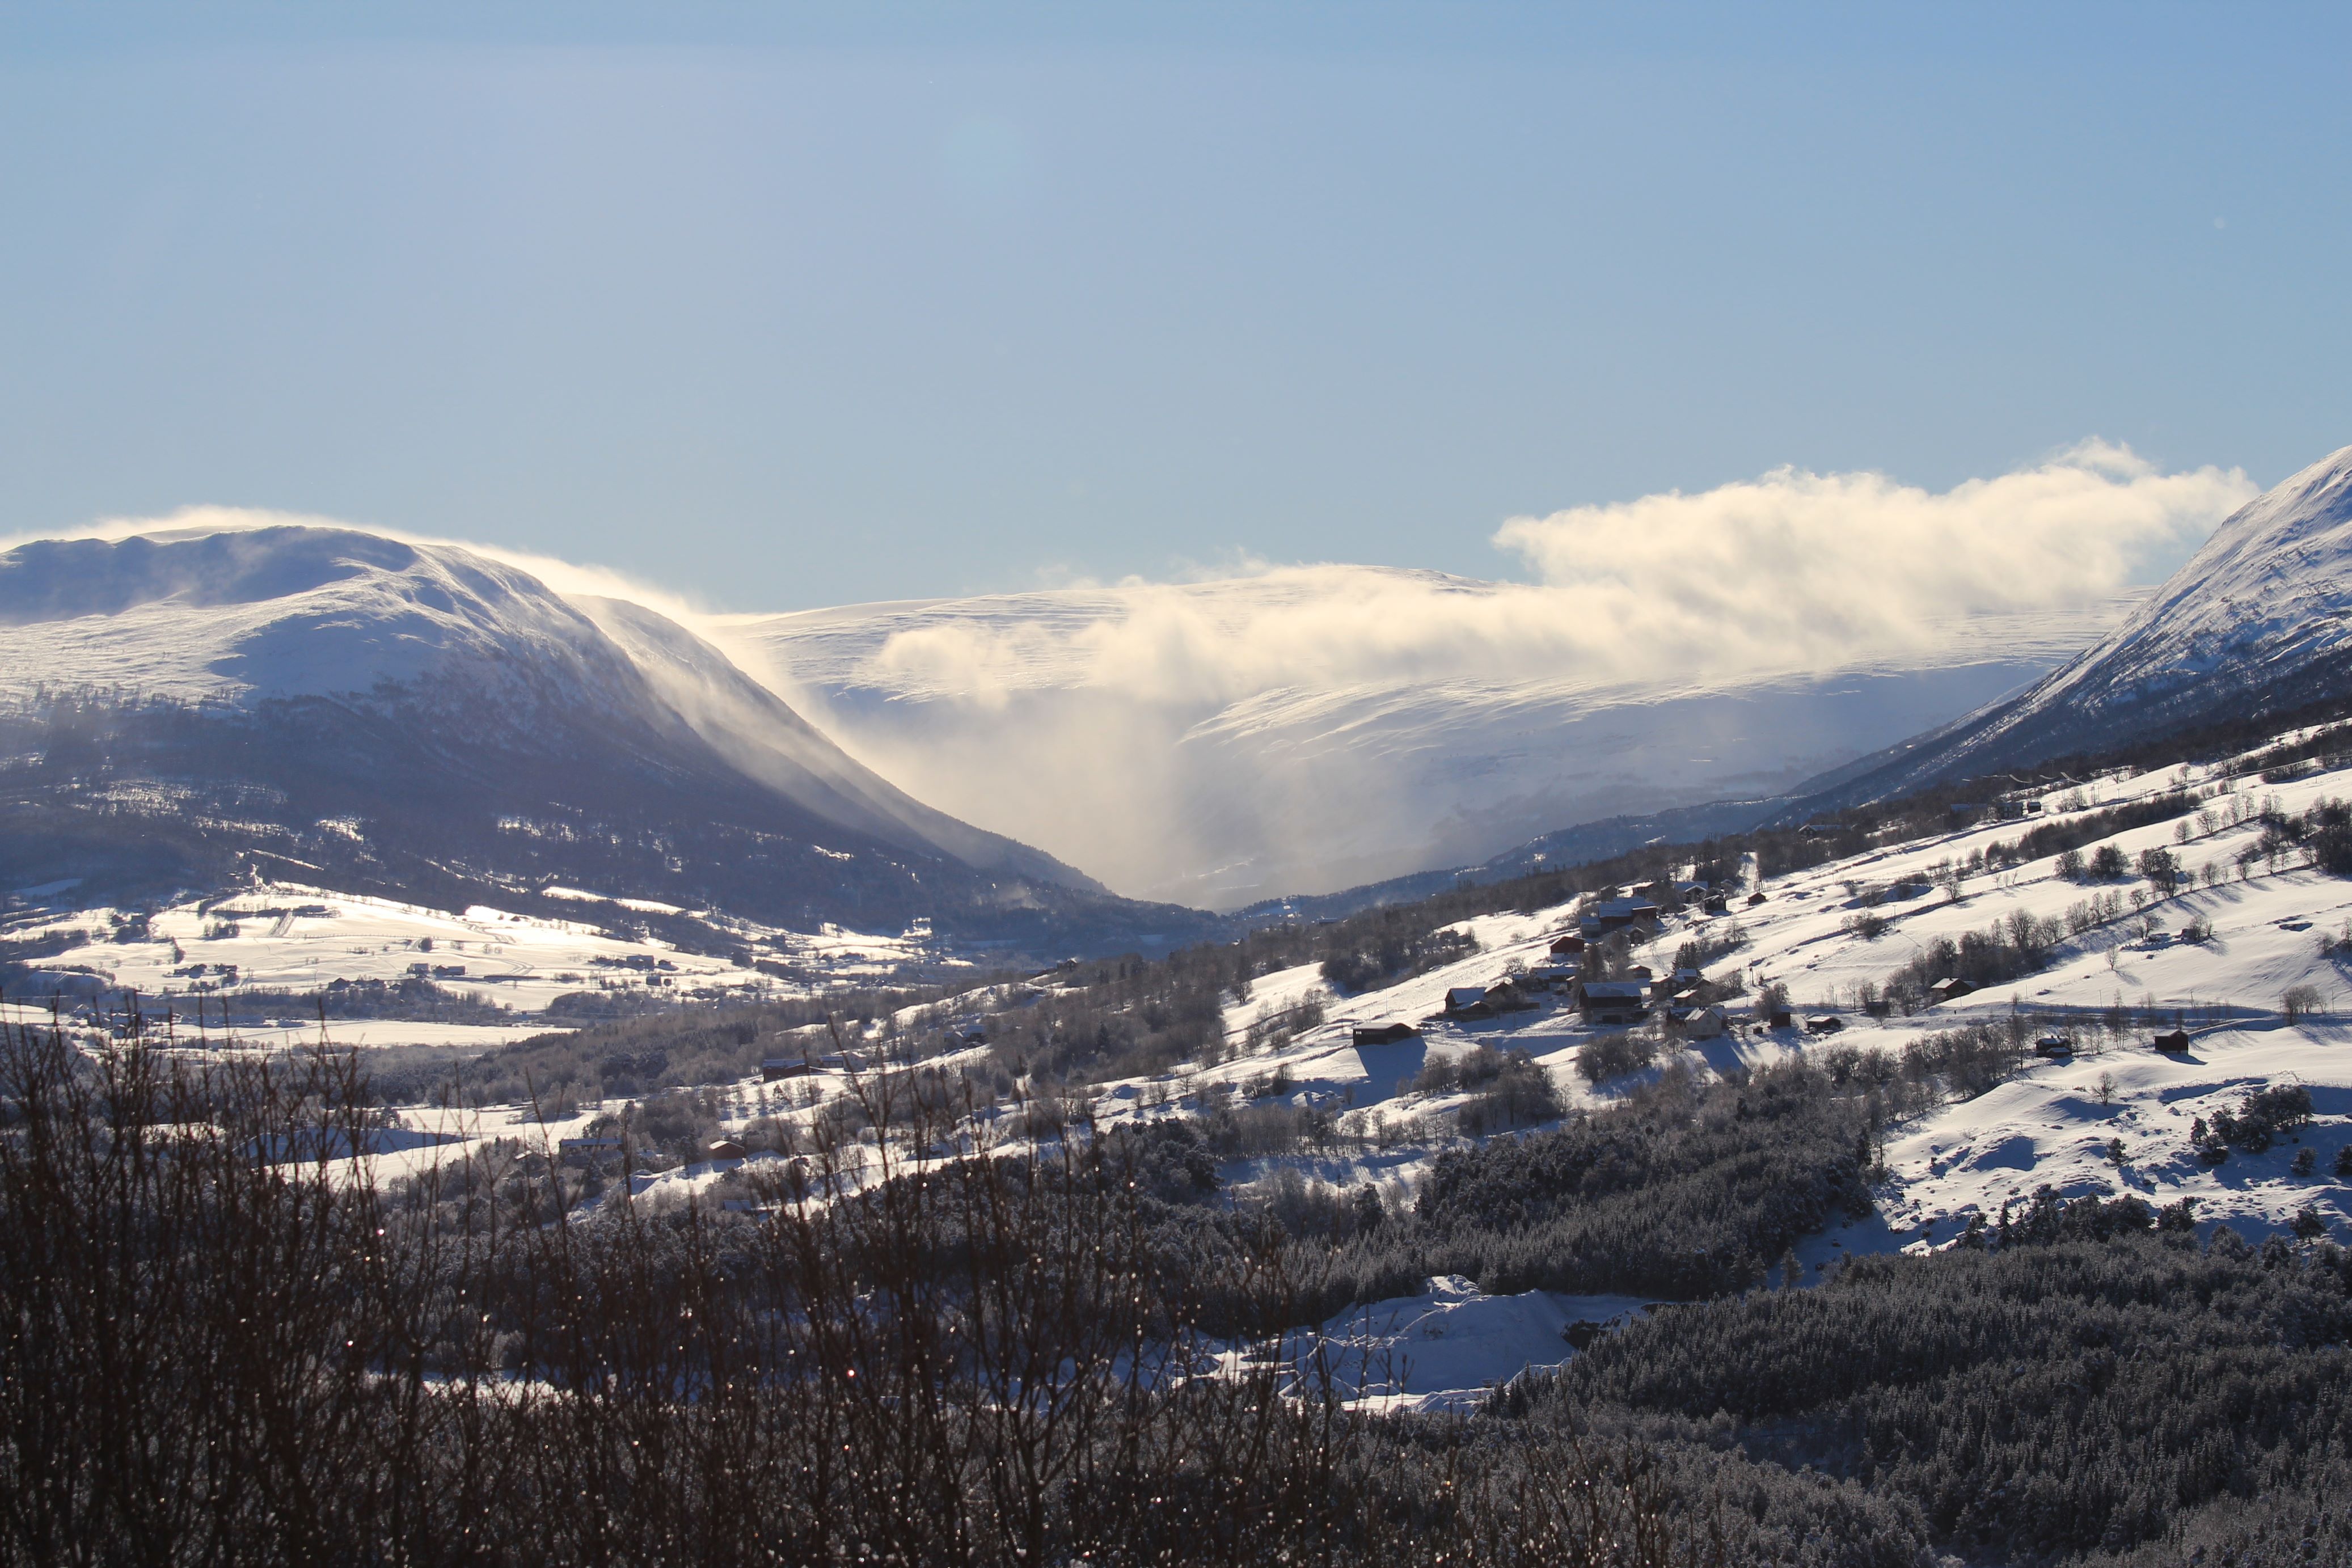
xmin=3 ymin=880 xmax=941 ymax=1032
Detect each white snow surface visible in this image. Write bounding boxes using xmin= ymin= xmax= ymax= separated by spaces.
xmin=1271 ymin=1278 xmax=1654 ymax=1413
xmin=7 ymin=881 xmax=941 ymax=1025
xmin=0 ymin=526 xmax=634 ymax=707
xmin=207 ymin=728 xmax=2352 ymax=1405
xmin=1066 ymin=742 xmax=2352 ymax=1297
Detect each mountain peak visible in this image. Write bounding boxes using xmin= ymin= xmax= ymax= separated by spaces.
xmin=0 ymin=519 xmax=1154 ymax=950
xmin=1808 ymin=440 xmax=2352 ymax=802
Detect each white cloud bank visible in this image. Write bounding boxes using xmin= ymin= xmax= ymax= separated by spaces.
xmin=734 ymin=443 xmax=2256 ymax=903
xmin=1493 ymin=439 xmax=2248 ymax=673
xmin=850 ymin=443 xmax=2253 ymax=711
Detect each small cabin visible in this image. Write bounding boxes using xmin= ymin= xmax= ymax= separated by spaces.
xmin=1548 ymin=932 xmax=1587 ymax=957
xmin=1805 ymin=1015 xmax=1846 ymax=1036
xmin=1682 ymin=1004 xmax=1729 ymax=1041
xmin=1576 ymin=979 xmax=1650 ymax=1026
xmin=706 ymin=1139 xmax=748 ymax=1161
xmin=1443 ymin=986 xmax=1495 ymax=1020
xmin=2033 ymin=1034 xmax=2075 ymax=1058
xmin=2152 ymin=1028 xmax=2192 ymax=1053
xmin=760 ymin=1058 xmax=813 ymax=1082
xmin=1352 ymin=1022 xmax=1418 ymax=1046
xmin=1592 ymin=898 xmax=1662 ymax=932
xmin=1766 ymin=1007 xmax=1793 ymax=1030
xmin=1927 ymin=977 xmax=1975 ymax=1004
xmin=1746 ymin=892 xmax=1768 ymax=907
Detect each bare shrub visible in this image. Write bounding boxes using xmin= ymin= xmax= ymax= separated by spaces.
xmin=1578 ymin=1031 xmax=1658 ymax=1085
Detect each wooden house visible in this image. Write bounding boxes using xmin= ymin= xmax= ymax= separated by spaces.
xmin=1576 ymin=979 xmax=1650 ymax=1026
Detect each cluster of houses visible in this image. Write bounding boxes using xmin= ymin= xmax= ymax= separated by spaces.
xmin=1426 ymin=903 xmax=1736 ymax=1038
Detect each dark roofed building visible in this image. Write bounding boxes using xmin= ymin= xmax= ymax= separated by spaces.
xmin=1576 ymin=979 xmax=1649 ymax=1026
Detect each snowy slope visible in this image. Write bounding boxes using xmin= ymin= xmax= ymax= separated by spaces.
xmin=1063 ymin=740 xmax=2352 ymax=1266
xmin=3 ymin=876 xmax=952 ymax=1026
xmin=0 ymin=526 xmax=641 ymax=711
xmin=0 ymin=523 xmax=1199 ymax=954
xmin=1821 ymin=444 xmax=2352 ymax=802
xmin=321 ymin=716 xmax=2352 ymax=1403
xmin=0 ymin=526 xmax=1079 ymax=876
xmin=725 ymin=571 xmax=2129 ymax=907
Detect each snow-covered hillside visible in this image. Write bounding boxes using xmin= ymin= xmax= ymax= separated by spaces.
xmin=0 ymin=523 xmax=1214 ymax=960
xmin=283 ymin=717 xmax=2349 ymax=1407
xmin=725 ymin=570 xmax=2130 ymax=907
xmin=2 ymin=874 xmax=958 ymax=1043
xmin=1825 ymin=443 xmax=2352 ymax=801
xmin=1113 ymin=747 xmax=2352 ymax=1242
xmin=0 ymin=525 xmax=1084 ymax=884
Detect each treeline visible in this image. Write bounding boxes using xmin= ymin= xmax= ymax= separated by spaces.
xmin=24 ymin=1014 xmax=2352 ymax=1561
xmin=0 ymin=1021 xmax=1789 ymax=1567
xmin=1514 ymin=1223 xmax=2352 ymax=1562
xmin=1273 ymin=1060 xmax=1878 ymax=1312
xmin=1976 ymin=786 xmax=2203 ymax=869
xmin=367 ymin=978 xmax=1014 ymax=1106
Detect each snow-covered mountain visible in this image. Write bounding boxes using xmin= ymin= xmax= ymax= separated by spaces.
xmin=726 ymin=570 xmax=2134 ymax=908
xmin=0 ymin=523 xmax=1211 ymax=959
xmin=1818 ymin=445 xmax=2352 ymax=804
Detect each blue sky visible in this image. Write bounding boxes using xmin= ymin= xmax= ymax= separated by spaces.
xmin=2 ymin=2 xmax=2347 ymax=609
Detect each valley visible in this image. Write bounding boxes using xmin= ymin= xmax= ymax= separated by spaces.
xmin=15 ymin=450 xmax=2352 ymax=1566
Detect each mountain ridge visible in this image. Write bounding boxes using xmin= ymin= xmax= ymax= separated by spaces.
xmin=1795 ymin=444 xmax=2352 ymax=810
xmin=0 ymin=524 xmax=1199 ymax=963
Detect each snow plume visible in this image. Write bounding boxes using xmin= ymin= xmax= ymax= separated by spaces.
xmin=19 ymin=447 xmax=2255 ymax=906
xmin=1493 ymin=441 xmax=2250 ymax=677
xmin=2 ymin=502 xmax=731 ymax=641
xmin=858 ymin=444 xmax=2250 ymax=709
